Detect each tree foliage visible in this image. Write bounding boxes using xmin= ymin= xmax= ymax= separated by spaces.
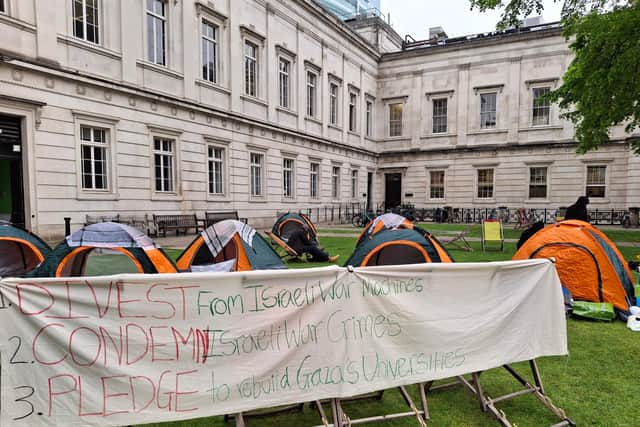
xmin=469 ymin=0 xmax=640 ymax=154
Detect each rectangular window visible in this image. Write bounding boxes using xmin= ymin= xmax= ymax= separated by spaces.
xmin=351 ymin=169 xmax=358 ymax=198
xmin=283 ymin=158 xmax=294 ymax=198
xmin=306 ymin=71 xmax=317 ymax=117
xmin=532 ymin=87 xmax=551 ymax=126
xmin=80 ymin=126 xmax=108 ymax=190
xmin=477 ymin=168 xmax=494 ymax=199
xmin=586 ymin=165 xmax=606 ymax=198
xmin=366 ymin=100 xmax=372 ymax=137
xmin=432 ymin=98 xmax=448 ymax=133
xmin=73 ymin=0 xmax=100 ymax=44
xmin=279 ymin=58 xmax=290 ymax=109
xmin=0 ymin=0 xmax=5 ymax=13
xmin=528 ymin=167 xmax=547 ymax=199
xmin=208 ymin=146 xmax=224 ymax=195
xmin=201 ymin=20 xmax=218 ymax=83
xmin=329 ymin=82 xmax=339 ymax=125
xmin=349 ymin=93 xmax=357 ymax=132
xmin=480 ymin=92 xmax=497 ymax=129
xmin=153 ymin=137 xmax=174 ymax=192
xmin=332 ymin=166 xmax=340 ymax=199
xmin=146 ymin=0 xmax=166 ymax=65
xmin=250 ymin=152 xmax=263 ymax=197
xmin=389 ymin=103 xmax=403 ymax=137
xmin=310 ymin=162 xmax=319 ymax=199
xmin=244 ymin=41 xmax=258 ymax=97
xmin=429 ymin=170 xmax=445 ymax=200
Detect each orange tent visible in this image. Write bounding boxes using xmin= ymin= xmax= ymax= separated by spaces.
xmin=513 ymin=220 xmax=634 ymax=312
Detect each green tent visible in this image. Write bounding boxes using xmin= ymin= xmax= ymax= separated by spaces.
xmin=0 ymin=222 xmax=53 ymax=277
xmin=345 ymin=227 xmax=454 ymax=267
xmin=272 ymin=212 xmax=318 ymax=243
xmin=177 ymin=220 xmax=286 ymax=272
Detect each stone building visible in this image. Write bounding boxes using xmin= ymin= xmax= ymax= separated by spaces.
xmin=0 ymin=0 xmax=637 ymax=239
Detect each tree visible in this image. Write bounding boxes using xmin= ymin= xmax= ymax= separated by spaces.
xmin=469 ymin=1 xmax=640 ymax=154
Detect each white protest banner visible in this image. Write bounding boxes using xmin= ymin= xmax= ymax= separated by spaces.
xmin=0 ymin=260 xmax=567 ymax=426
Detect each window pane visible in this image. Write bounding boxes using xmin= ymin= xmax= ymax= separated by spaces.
xmin=389 ymin=103 xmax=403 ymax=136
xmin=480 ymin=93 xmax=497 ymax=129
xmin=432 ymin=98 xmax=448 ymax=133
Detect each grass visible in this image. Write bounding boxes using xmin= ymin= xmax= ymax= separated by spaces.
xmin=84 ymin=229 xmax=639 ymax=426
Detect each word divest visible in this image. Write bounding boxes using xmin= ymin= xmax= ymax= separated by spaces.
xmin=0 ymin=260 xmax=567 ymax=426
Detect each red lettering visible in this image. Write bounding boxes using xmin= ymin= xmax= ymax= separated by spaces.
xmin=46 ymin=282 xmax=89 ymax=319
xmin=171 ymin=327 xmax=196 ymax=362
xmin=85 ymin=280 xmax=115 ymax=319
xmin=33 ymin=323 xmax=68 ymax=365
xmin=117 ymin=283 xmax=145 ymax=318
xmin=17 ymin=283 xmax=54 ymax=316
xmin=165 ymin=285 xmax=200 ymax=320
xmin=129 ymin=376 xmax=155 ymax=413
xmin=147 ymin=283 xmax=176 ymax=320
xmin=174 ymin=370 xmax=199 ymax=413
xmin=101 ymin=375 xmax=130 ymax=416
xmin=150 ymin=326 xmax=174 ymax=362
xmin=126 ymin=323 xmax=149 ymax=365
xmin=78 ymin=375 xmax=102 ymax=416
xmin=48 ymin=374 xmax=78 ymax=416
xmin=69 ymin=327 xmax=102 ymax=367
xmin=156 ymin=370 xmax=173 ymax=410
xmin=100 ymin=326 xmax=124 ymax=366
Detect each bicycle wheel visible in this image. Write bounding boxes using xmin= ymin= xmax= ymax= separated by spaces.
xmin=352 ymin=214 xmax=363 ymax=228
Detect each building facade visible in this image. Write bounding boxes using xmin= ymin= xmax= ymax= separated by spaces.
xmin=0 ymin=0 xmax=638 ymax=240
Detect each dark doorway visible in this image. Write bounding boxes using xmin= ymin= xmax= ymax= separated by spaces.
xmin=0 ymin=115 xmax=25 ymax=226
xmin=384 ymin=173 xmax=402 ymax=210
xmin=366 ymin=172 xmax=373 ymax=212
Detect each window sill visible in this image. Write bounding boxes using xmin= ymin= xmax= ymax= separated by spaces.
xmin=524 ymin=199 xmax=550 ymax=204
xmin=206 ymin=194 xmax=231 ymax=202
xmin=240 ymin=94 xmax=268 ymax=107
xmin=276 ymin=106 xmax=298 ymax=117
xmin=420 ymin=133 xmax=457 ymax=140
xmin=328 ymin=124 xmax=343 ymax=131
xmin=304 ymin=116 xmax=322 ymax=125
xmin=468 ymin=128 xmax=508 ymax=136
xmin=151 ymin=191 xmax=182 ymax=201
xmin=282 ymin=197 xmax=296 ymax=202
xmin=384 ymin=136 xmax=411 ymax=142
xmin=57 ymin=35 xmax=121 ymax=60
xmin=519 ymin=125 xmax=564 ymax=132
xmin=76 ymin=192 xmax=119 ymax=201
xmin=136 ymin=60 xmax=184 ymax=80
xmin=195 ymin=79 xmax=231 ymax=95
xmin=0 ymin=14 xmax=37 ymax=33
xmin=249 ymin=197 xmax=269 ymax=203
xmin=347 ymin=130 xmax=360 ymax=137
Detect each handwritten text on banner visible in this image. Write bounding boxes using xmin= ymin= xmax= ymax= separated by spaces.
xmin=0 ymin=260 xmax=567 ymax=426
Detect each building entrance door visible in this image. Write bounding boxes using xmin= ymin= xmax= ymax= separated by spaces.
xmin=384 ymin=173 xmax=402 ymax=210
xmin=0 ymin=115 xmax=25 ymax=226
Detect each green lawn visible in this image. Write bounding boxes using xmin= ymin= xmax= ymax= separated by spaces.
xmin=135 ymin=229 xmax=640 ymax=426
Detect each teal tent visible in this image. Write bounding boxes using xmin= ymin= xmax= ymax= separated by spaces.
xmin=345 ymin=227 xmax=454 ymax=267
xmin=0 ymin=222 xmax=53 ymax=277
xmin=177 ymin=220 xmax=286 ymax=272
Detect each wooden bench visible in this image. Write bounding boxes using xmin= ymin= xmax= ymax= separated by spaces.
xmin=205 ymin=211 xmax=247 ymax=227
xmin=84 ymin=214 xmax=120 ymax=226
xmin=153 ymin=214 xmax=203 ymax=237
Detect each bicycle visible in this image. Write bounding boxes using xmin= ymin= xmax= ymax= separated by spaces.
xmin=352 ymin=210 xmax=374 ymax=228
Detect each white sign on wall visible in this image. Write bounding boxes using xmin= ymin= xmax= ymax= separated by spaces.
xmin=0 ymin=260 xmax=567 ymax=426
